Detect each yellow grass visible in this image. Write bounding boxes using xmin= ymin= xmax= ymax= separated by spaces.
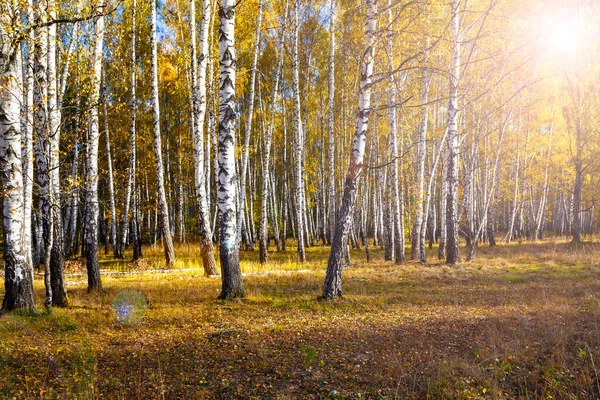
xmin=2 ymin=237 xmax=600 ymax=399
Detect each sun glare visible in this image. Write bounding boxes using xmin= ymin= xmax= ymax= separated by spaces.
xmin=539 ymin=10 xmax=589 ymax=58
xmin=547 ymin=18 xmax=581 ymax=52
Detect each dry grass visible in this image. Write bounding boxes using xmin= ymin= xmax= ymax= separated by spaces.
xmin=2 ymin=238 xmax=600 ymax=399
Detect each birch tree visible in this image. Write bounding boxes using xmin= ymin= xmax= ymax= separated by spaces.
xmin=151 ymin=0 xmax=176 ymax=266
xmin=237 ymin=0 xmax=263 ymax=248
xmin=386 ymin=1 xmax=404 ymax=264
xmin=191 ymin=0 xmax=218 ymax=275
xmin=0 ymin=1 xmax=36 ymax=313
xmin=33 ymin=1 xmax=54 ymax=304
xmin=445 ymin=0 xmax=461 ymax=264
xmin=411 ymin=7 xmax=431 ymax=261
xmin=322 ymin=0 xmax=377 ymax=300
xmin=327 ymin=0 xmax=336 ymax=245
xmin=103 ymin=82 xmax=117 ymax=258
xmin=47 ymin=0 xmax=67 ymax=306
xmin=22 ymin=0 xmax=35 ymax=273
xmin=217 ymin=0 xmax=245 ymax=299
xmin=84 ymin=5 xmax=105 ymax=291
xmin=259 ymin=0 xmax=288 ymax=264
xmin=291 ymin=0 xmax=306 ymax=262
xmin=119 ymin=0 xmax=140 ymax=260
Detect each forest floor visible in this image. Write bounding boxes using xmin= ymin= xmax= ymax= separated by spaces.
xmin=3 ymin=238 xmax=600 ymax=399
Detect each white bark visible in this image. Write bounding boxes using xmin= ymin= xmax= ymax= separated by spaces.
xmin=120 ymin=0 xmax=136 ymax=258
xmin=191 ymin=0 xmax=218 ymax=275
xmin=291 ymin=0 xmax=306 ymax=262
xmin=259 ymin=0 xmax=287 ymax=264
xmin=217 ymin=0 xmax=245 ymax=298
xmin=237 ymin=0 xmax=263 ymax=246
xmin=445 ymin=0 xmax=461 ymax=264
xmin=103 ymin=84 xmax=117 ymax=257
xmin=386 ymin=1 xmax=404 ymax=263
xmin=322 ymin=0 xmax=377 ymax=299
xmin=46 ymin=0 xmax=68 ymax=306
xmin=1 ymin=1 xmax=36 ymax=312
xmin=22 ymin=0 xmax=35 ymax=272
xmin=33 ymin=1 xmax=54 ymax=305
xmin=84 ymin=8 xmax=105 ymax=291
xmin=151 ymin=0 xmax=176 ymax=266
xmin=327 ymin=0 xmax=336 ymax=245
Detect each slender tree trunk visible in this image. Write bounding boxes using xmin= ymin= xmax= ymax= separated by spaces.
xmin=1 ymin=3 xmax=36 ymax=312
xmin=217 ymin=0 xmax=245 ymax=299
xmin=535 ymin=125 xmax=553 ymax=240
xmin=119 ymin=0 xmax=137 ymax=259
xmin=412 ymin=48 xmax=431 ymax=260
xmin=237 ymin=0 xmax=263 ymax=248
xmin=571 ymin=108 xmax=582 ymax=244
xmin=259 ymin=0 xmax=287 ymax=264
xmin=327 ymin=0 xmax=336 ymax=245
xmin=191 ymin=0 xmax=218 ymax=275
xmin=445 ymin=0 xmax=461 ymax=264
xmin=66 ymin=96 xmax=81 ymax=257
xmin=32 ymin=3 xmax=55 ymax=305
xmin=386 ymin=2 xmax=404 ymax=264
xmin=291 ymin=0 xmax=306 ymax=262
xmin=46 ymin=0 xmax=68 ymax=306
xmin=421 ymin=130 xmax=448 ymax=262
xmin=151 ymin=0 xmax=176 ymax=266
xmin=282 ymin=109 xmax=288 ymax=251
xmin=322 ymin=0 xmax=376 ymax=300
xmin=84 ymin=8 xmax=105 ymax=291
xmin=22 ymin=0 xmax=35 ymax=275
xmin=467 ymin=116 xmax=507 ymax=261
xmin=103 ymin=83 xmax=118 ymax=258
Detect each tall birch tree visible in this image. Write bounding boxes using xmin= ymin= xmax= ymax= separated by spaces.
xmin=84 ymin=4 xmax=105 ymax=291
xmin=291 ymin=0 xmax=306 ymax=262
xmin=151 ymin=0 xmax=176 ymax=266
xmin=191 ymin=0 xmax=218 ymax=275
xmin=217 ymin=0 xmax=245 ymax=299
xmin=445 ymin=0 xmax=461 ymax=264
xmin=259 ymin=0 xmax=287 ymax=264
xmin=322 ymin=0 xmax=377 ymax=299
xmin=0 ymin=1 xmax=36 ymax=313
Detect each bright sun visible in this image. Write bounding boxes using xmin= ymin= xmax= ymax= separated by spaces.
xmin=545 ymin=17 xmax=582 ymax=52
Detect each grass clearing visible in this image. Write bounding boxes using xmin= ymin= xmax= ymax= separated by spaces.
xmin=2 ymin=238 xmax=600 ymax=398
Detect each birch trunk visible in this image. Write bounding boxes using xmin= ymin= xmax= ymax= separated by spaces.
xmin=22 ymin=0 xmax=35 ymax=274
xmin=386 ymin=2 xmax=404 ymax=263
xmin=151 ymin=0 xmax=176 ymax=266
xmin=84 ymin=8 xmax=105 ymax=291
xmin=411 ymin=20 xmax=431 ymax=260
xmin=322 ymin=0 xmax=376 ymax=300
xmin=32 ymin=3 xmax=55 ymax=304
xmin=119 ymin=0 xmax=137 ymax=259
xmin=217 ymin=0 xmax=245 ymax=299
xmin=259 ymin=0 xmax=287 ymax=264
xmin=291 ymin=0 xmax=306 ymax=262
xmin=327 ymin=0 xmax=336 ymax=245
xmin=1 ymin=2 xmax=36 ymax=312
xmin=535 ymin=126 xmax=553 ymax=240
xmin=102 ymin=83 xmax=118 ymax=258
xmin=45 ymin=0 xmax=67 ymax=306
xmin=445 ymin=0 xmax=461 ymax=264
xmin=420 ymin=129 xmax=448 ymax=262
xmin=237 ymin=0 xmax=263 ymax=247
xmin=467 ymin=117 xmax=507 ymax=261
xmin=191 ymin=0 xmax=218 ymax=275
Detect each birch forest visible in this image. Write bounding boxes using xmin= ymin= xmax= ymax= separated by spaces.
xmin=1 ymin=0 xmax=600 ymax=397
